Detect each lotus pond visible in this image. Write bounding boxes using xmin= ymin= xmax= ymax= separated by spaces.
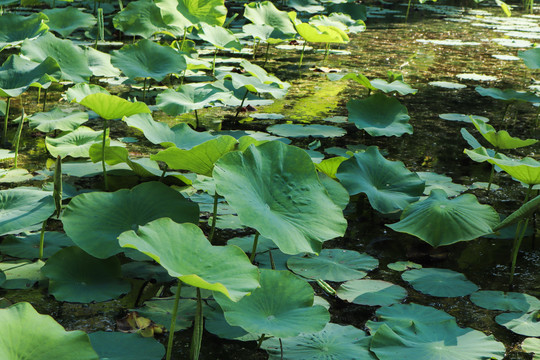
xmin=0 ymin=0 xmax=539 ymax=359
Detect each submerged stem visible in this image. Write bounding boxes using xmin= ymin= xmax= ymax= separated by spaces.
xmin=249 ymin=232 xmax=260 ymax=263
xmin=166 ymin=281 xmax=182 ymax=360
xmin=298 ymin=42 xmax=307 ymax=69
xmin=509 ymin=184 xmax=534 ymax=284
xmin=190 ymin=288 xmax=203 ymax=360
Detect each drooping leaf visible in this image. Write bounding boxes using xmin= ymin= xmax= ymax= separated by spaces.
xmin=156 ymin=83 xmax=231 ymax=116
xmin=198 ymin=23 xmax=242 ymax=50
xmin=401 ymin=268 xmax=478 ymax=297
xmin=28 ymin=107 xmax=88 ymax=132
xmin=336 ymin=279 xmax=407 ymax=306
xmin=89 ymin=144 xmax=160 ymax=177
xmin=45 ymin=126 xmax=108 ymax=159
xmin=0 ymin=55 xmax=61 ymax=98
xmin=0 ymin=13 xmax=48 ymax=50
xmin=475 ymin=86 xmax=540 ymax=103
xmin=471 ymin=117 xmax=538 ymax=149
xmin=370 ymin=79 xmax=418 ymax=95
xmin=295 ymin=22 xmax=349 ymax=43
xmin=155 ymin=0 xmax=227 ymax=28
xmin=79 ymin=93 xmax=151 ymax=120
xmin=493 ymin=194 xmax=540 ymax=231
xmin=488 ymin=153 xmax=540 ymax=185
xmin=64 ymin=83 xmax=110 ymax=103
xmin=42 ymin=8 xmax=96 ymax=37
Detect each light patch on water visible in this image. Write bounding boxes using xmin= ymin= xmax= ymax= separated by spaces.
xmin=492 ymin=54 xmax=521 ymax=61
xmin=492 ymin=38 xmax=532 ymax=47
xmin=456 ymin=73 xmax=498 ymax=82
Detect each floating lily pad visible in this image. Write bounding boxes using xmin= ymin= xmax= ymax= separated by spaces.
xmin=0 ymin=168 xmax=33 ymax=183
xmin=429 ymin=81 xmax=467 ymax=89
xmin=402 ymin=268 xmax=478 ymax=297
xmin=476 ymin=86 xmax=540 ymax=103
xmin=42 ymin=7 xmax=96 ymax=37
xmin=496 ymin=311 xmax=540 ymax=336
xmin=522 ymin=338 xmax=540 ymax=359
xmin=0 ymin=260 xmax=45 ymax=289
xmin=135 ymin=297 xmax=196 ymax=331
xmin=519 ymin=47 xmax=540 ymax=69
xmin=438 ymin=113 xmax=489 ymax=123
xmin=370 ymin=79 xmax=418 ymax=95
xmin=337 ymin=279 xmax=407 ymax=306
xmin=28 ymin=107 xmax=88 ymax=133
xmin=492 ymin=54 xmax=520 ymax=61
xmin=417 ymin=171 xmax=467 ymax=197
xmin=456 ymin=73 xmax=498 ymax=82
xmin=88 ymin=331 xmax=165 ymax=360
xmin=287 ymin=249 xmax=378 ymax=281
xmin=0 ymin=231 xmax=74 ymax=259
xmin=387 ymin=261 xmax=422 ymax=271
xmin=471 ymin=291 xmax=540 ymax=312
xmin=492 ymin=38 xmax=531 ymax=47
xmin=366 ymin=303 xmax=455 ymax=333
xmin=266 ymin=124 xmax=346 ymax=138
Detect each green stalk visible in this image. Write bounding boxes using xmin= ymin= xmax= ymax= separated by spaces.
xmin=95 ymin=8 xmax=104 ymax=49
xmin=501 ymin=102 xmax=511 ymax=124
xmin=405 ymin=0 xmax=413 ymax=22
xmin=249 ymin=232 xmax=260 ymax=263
xmin=298 ymin=42 xmax=307 ymax=69
xmin=38 ymin=219 xmax=47 ymax=260
xmin=37 ymin=87 xmax=41 ymax=105
xmin=252 ymin=39 xmax=260 ymax=59
xmin=487 ymin=149 xmax=499 ymax=191
xmin=194 ymin=109 xmax=199 ymax=129
xmin=212 ymin=48 xmax=218 ymax=76
xmin=263 ymin=42 xmax=270 ymax=68
xmin=3 ymin=96 xmax=11 ymax=147
xmin=101 ymin=119 xmax=109 ymax=191
xmin=117 ymin=0 xmax=123 ymax=10
xmin=269 ymin=250 xmax=275 ymax=270
xmin=208 ymin=192 xmax=219 ymax=243
xmin=234 ymin=89 xmax=249 ymax=120
xmin=142 ymin=77 xmax=148 ymax=102
xmin=256 ymin=334 xmax=267 ymax=349
xmin=323 ymin=43 xmax=330 ymax=62
xmin=509 ymin=184 xmax=534 ymax=284
xmin=166 ymin=281 xmax=182 ymax=360
xmin=12 ymin=107 xmax=24 ymax=168
xmin=42 ymin=88 xmax=47 ymax=112
xmin=190 ymin=288 xmax=203 ymax=360
xmin=53 ymin=155 xmax=62 ymax=218
xmin=180 ymin=28 xmax=187 ymax=52
xmin=279 ymin=338 xmax=284 ymax=360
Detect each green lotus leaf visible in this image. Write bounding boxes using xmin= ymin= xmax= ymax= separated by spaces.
xmin=21 ymin=32 xmax=92 ymax=83
xmin=267 ymin=124 xmax=346 ymax=138
xmin=493 ymin=194 xmax=540 ymax=231
xmin=295 ymin=22 xmax=349 ymax=43
xmin=89 ymin=332 xmax=165 ymax=360
xmin=220 ymin=72 xmax=288 ymax=98
xmin=519 ymin=47 xmax=540 ymax=69
xmin=262 ymin=323 xmax=376 ymax=360
xmin=472 ymin=118 xmax=538 ymax=149
xmin=327 ymin=2 xmax=367 ymax=21
xmin=0 ymin=270 xmax=5 ymax=286
xmin=336 ymin=279 xmax=407 ymax=306
xmin=28 ymin=107 xmax=88 ymax=132
xmin=336 ymin=146 xmax=424 ymax=214
xmin=0 ymin=260 xmax=45 ymax=289
xmin=155 ymin=0 xmax=227 ymax=28
xmin=244 ymin=1 xmax=296 ymax=37
xmin=475 ymin=86 xmax=540 ymax=102
xmin=402 ymin=268 xmax=478 ymax=297
xmin=151 ymin=135 xmax=237 ymax=176
xmin=156 ymin=83 xmax=231 ymax=116
xmin=0 ymin=187 xmax=55 ymax=236
xmin=62 ymin=181 xmax=199 ymax=258
xmin=417 ymin=171 xmax=467 ymax=197
xmin=79 ymin=93 xmax=151 ymax=120
xmin=0 ymin=13 xmax=48 ymax=50
xmin=522 ymin=338 xmax=540 ymax=359
xmin=113 ymin=0 xmax=184 ymax=38
xmin=323 ymin=12 xmax=366 ymax=33
xmin=287 ymin=249 xmax=378 ymax=281
xmin=0 ymin=231 xmax=73 ymax=259
xmin=135 ymin=296 xmax=196 ymax=331
xmin=347 ymin=93 xmax=413 ymax=137
xmin=42 ymin=246 xmax=130 ymax=303
xmin=42 ymin=8 xmax=96 ymax=37
xmin=214 ymin=269 xmax=330 ymax=337
xmin=119 ymin=218 xmax=259 ymax=301
xmin=0 ymin=302 xmax=99 ymax=360
xmin=329 ymin=72 xmax=376 ymax=90
xmin=61 ymin=160 xmax=132 ymax=177
xmin=205 ymin=303 xmax=259 ymax=341
xmin=85 ymin=47 xmax=122 ymax=78
xmin=64 ymin=83 xmax=110 ymax=103
xmin=369 ymin=79 xmax=417 ymax=95
xmin=471 ymin=291 xmax=540 ymax=312
xmin=0 ymin=55 xmax=61 ymax=98
xmin=439 ymin=113 xmax=489 ymax=123
xmin=213 ymin=141 xmax=347 ymax=255
xmin=318 ymin=172 xmax=349 ymax=210
xmin=89 ymin=144 xmax=160 ymax=177
xmin=121 ymin=261 xmax=172 ymax=282
xmin=289 ymin=0 xmax=324 ymax=12
xmin=496 ymin=311 xmax=540 ymax=337
xmin=387 ymin=261 xmax=422 ymax=271
xmin=198 ymin=22 xmax=242 ymax=50
xmin=366 ymin=303 xmax=455 ymax=333
xmin=315 ymin=156 xmax=347 ymax=178
xmin=463 ymin=146 xmax=493 ymax=163
xmin=309 ymin=14 xmax=349 ymax=32
xmin=111 ymin=40 xmax=187 ymax=82
xmin=488 ymin=153 xmax=540 ymax=185
xmin=227 ymin=234 xmax=277 ymax=255
xmin=387 ymin=189 xmax=499 ymax=247
xmin=0 ymin=168 xmax=33 ymax=184
xmin=45 ymin=126 xmax=108 ymax=159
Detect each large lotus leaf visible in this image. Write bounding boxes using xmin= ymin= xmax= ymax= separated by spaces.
xmin=213 ymin=141 xmax=347 ymax=255
xmin=371 ymin=321 xmax=505 ymax=360
xmin=84 ymin=47 xmax=122 ymax=78
xmin=156 ymin=83 xmax=231 ymax=116
xmin=402 ymin=268 xmax=478 ymax=297
xmin=243 ymin=1 xmax=296 ymax=41
xmin=318 ymin=172 xmax=349 ymax=210
xmin=287 ymin=249 xmax=378 ymax=281
xmin=79 ymin=93 xmax=151 ymax=120
xmin=198 ymin=23 xmax=242 ymax=50
xmin=89 ymin=332 xmax=165 ymax=360
xmin=336 ymin=146 xmax=424 ymax=214
xmin=0 ymin=302 xmax=99 ymax=360
xmin=0 ymin=13 xmax=48 ymax=50
xmin=155 ymin=0 xmax=227 ymax=28
xmin=295 ymin=23 xmax=349 ymax=43
xmin=289 ymin=0 xmax=324 ymax=13
xmin=0 ymin=168 xmax=33 ymax=184
xmin=370 ymin=79 xmax=418 ymax=95
xmin=262 ymin=323 xmax=376 ymax=360
xmin=135 ymin=297 xmax=196 ymax=331
xmin=0 ymin=231 xmax=73 ymax=259
xmin=0 ymin=260 xmax=45 ymax=289
xmin=387 ymin=189 xmax=499 ymax=247
xmin=42 ymin=246 xmax=130 ymax=303
xmin=488 ymin=153 xmax=540 ymax=185
xmin=113 ymin=0 xmax=183 ymax=38
xmin=327 ymin=2 xmax=367 ymax=20
xmin=496 ymin=311 xmax=540 ymax=337
xmin=21 ymin=32 xmax=92 ymax=83
xmin=493 ymin=194 xmax=540 ymax=232
xmin=0 ymin=187 xmax=55 ymax=236
xmin=267 ymin=124 xmax=346 ymax=138
xmin=0 ymin=55 xmax=62 ymax=98
xmin=519 ymin=47 xmax=540 ymax=69
xmin=42 ymin=8 xmax=96 ymax=37
xmin=523 ymin=338 xmax=540 ymax=359
xmin=124 ymin=113 xmax=215 ymax=149
xmin=28 ymin=107 xmax=88 ymax=132
xmin=214 ymin=269 xmax=330 ymax=338
xmin=64 ymin=83 xmax=110 ymax=103
xmin=88 ymin=144 xmax=159 ymax=177
xmin=314 ymin=12 xmax=365 ymax=34
xmin=329 ymin=72 xmax=376 ymax=90
xmin=218 ymin=72 xmax=288 ymax=99
xmin=472 ymin=118 xmax=538 ymax=149
xmin=151 ymin=135 xmax=237 ymax=176
xmin=205 ymin=303 xmax=259 ymax=341
xmin=417 ymin=171 xmax=467 ymax=197
xmin=347 ymin=93 xmax=412 ymax=137
xmin=475 ymin=86 xmax=540 ymax=102
xmin=471 ymin=291 xmax=540 ymax=312
xmin=62 ymin=181 xmax=199 ymax=258
xmin=119 ymin=218 xmax=259 ymax=301
xmin=315 ymin=156 xmax=347 ymax=179
xmin=45 ymin=126 xmax=107 ymax=159
xmin=336 ymin=279 xmax=407 ymax=306
xmin=111 ymin=40 xmax=187 ymax=82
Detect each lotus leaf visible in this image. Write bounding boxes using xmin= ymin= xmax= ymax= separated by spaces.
xmin=214 ymin=141 xmax=347 ymax=255
xmin=370 ymin=79 xmax=418 ymax=95
xmin=42 ymin=8 xmax=96 ymax=37
xmin=152 ymin=135 xmax=237 ymax=176
xmin=84 ymin=47 xmax=122 ymax=78
xmin=327 ymin=2 xmax=367 ymax=21
xmin=113 ymin=0 xmax=183 ymax=38
xmin=119 ymin=218 xmax=259 ymax=301
xmin=156 ymin=83 xmax=231 ymax=116
xmin=89 ymin=144 xmax=160 ymax=177
xmin=111 ymin=40 xmax=187 ymax=82
xmin=88 ymin=331 xmax=165 ymax=360
xmin=387 ymin=261 xmax=422 ymax=271
xmin=347 ymin=93 xmax=413 ymax=136
xmin=402 ymin=268 xmax=478 ymax=297
xmin=262 ymin=323 xmax=375 ymax=360
xmin=328 ymin=72 xmax=375 ymax=90
xmin=336 ymin=146 xmax=424 ymax=214
xmin=214 ymin=269 xmax=330 ymax=337
xmin=315 ymin=156 xmax=347 ymax=178
xmin=79 ymin=93 xmax=151 ymax=120
xmin=493 ymin=194 xmax=540 ymax=231
xmin=64 ymin=83 xmax=110 ymax=103
xmin=242 ymin=22 xmax=290 ymax=44
xmin=228 ymin=234 xmax=277 ymax=254
xmin=45 ymin=126 xmax=109 ymax=159
xmin=28 ymin=107 xmax=88 ymax=132
xmin=387 ymin=189 xmax=499 ymax=246
xmin=439 ymin=113 xmax=489 ymax=123
xmin=155 ymin=0 xmax=227 ymax=28
xmin=243 ymin=1 xmax=296 ymax=42
xmin=0 ymin=302 xmax=99 ymax=360
xmin=61 ymin=160 xmax=132 ymax=177
xmin=476 ymin=86 xmax=540 ymax=102
xmin=62 ymin=181 xmax=199 ymax=258
xmin=417 ymin=171 xmax=467 ymax=197
xmin=488 ymin=153 xmax=540 ymax=185
xmin=472 ymin=118 xmax=538 ymax=149
xmin=205 ymin=304 xmax=259 ymax=341
xmin=267 ymin=124 xmax=346 ymax=138
xmin=287 ymin=249 xmax=378 ymax=281
xmin=0 ymin=260 xmax=45 ymax=289
xmin=309 ymin=14 xmax=350 ymax=32
xmin=289 ymin=0 xmax=325 ymax=13
xmin=471 ymin=291 xmax=540 ymax=312
xmin=0 ymin=55 xmax=62 ymax=98
xmin=0 ymin=13 xmax=48 ymax=50
xmin=0 ymin=187 xmax=55 ymax=236
xmin=42 ymin=246 xmax=130 ymax=303
xmin=295 ymin=22 xmax=349 ymax=43
xmin=318 ymin=172 xmax=349 ymax=210
xmin=519 ymin=47 xmax=540 ymax=69
xmin=198 ymin=23 xmax=242 ymax=50
xmin=496 ymin=311 xmax=540 ymax=336
xmin=21 ymin=32 xmax=92 ymax=83
xmin=0 ymin=231 xmax=73 ymax=259
xmin=337 ymin=279 xmax=407 ymax=306
xmin=523 ymin=338 xmax=540 ymax=359
xmin=0 ymin=168 xmax=33 ymax=184
xmin=135 ymin=297 xmax=196 ymax=331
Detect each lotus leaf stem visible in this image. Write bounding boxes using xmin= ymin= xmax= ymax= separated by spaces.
xmin=253 ymin=39 xmax=260 ymax=60
xmin=509 ymin=184 xmax=534 ymax=284
xmin=501 ymin=102 xmax=511 ymax=124
xmin=317 ymin=279 xmax=336 ymax=296
xmin=117 ymin=0 xmax=123 ymax=11
xmin=234 ymin=89 xmax=249 ymax=120
xmin=212 ymin=48 xmax=218 ymax=76
xmin=279 ymin=338 xmax=284 ymax=360
xmin=53 ymin=155 xmax=62 ymax=218
xmin=190 ymin=288 xmax=203 ymax=360
xmin=208 ymin=192 xmax=219 ymax=243
xmin=249 ymin=232 xmax=260 ymax=263
xmin=3 ymin=97 xmax=11 ymax=147
xmin=38 ymin=220 xmax=47 ymax=260
xmin=166 ymin=281 xmax=182 ymax=360
xmin=13 ymin=107 xmax=24 ymax=168
xmin=298 ymin=42 xmax=307 ymax=69
xmin=263 ymin=43 xmax=270 ymax=68
xmin=101 ymin=119 xmax=109 ymax=191
xmin=37 ymin=87 xmax=40 ymax=105
xmin=42 ymin=89 xmax=47 ymax=112
xmin=269 ymin=250 xmax=275 ymax=270
xmin=194 ymin=109 xmax=199 ymax=129
xmin=180 ymin=28 xmax=187 ymax=52
xmin=142 ymin=78 xmax=148 ymax=102
xmin=405 ymin=0 xmax=413 ymax=22
xmin=324 ymin=43 xmax=330 ymax=62
xmin=256 ymin=334 xmax=267 ymax=349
